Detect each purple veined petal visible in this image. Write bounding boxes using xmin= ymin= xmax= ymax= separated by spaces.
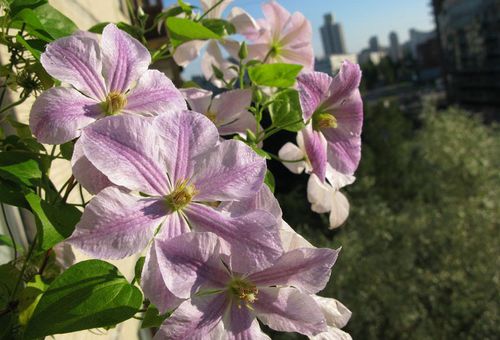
xmin=311 ymin=326 xmax=353 ymax=340
xmin=302 ymin=125 xmax=328 ymax=181
xmin=218 ymin=110 xmax=259 ymax=136
xmin=173 ymin=40 xmax=207 ymax=67
xmin=227 ymin=7 xmax=261 ymax=40
xmin=154 ymin=232 xmax=230 ymax=299
xmin=29 ymin=87 xmax=101 ymax=144
xmin=124 ymin=70 xmax=187 ymax=116
xmin=210 ymin=89 xmax=252 ymax=124
xmin=297 ymin=72 xmax=333 ymax=120
xmin=254 ymin=287 xmax=327 ymax=336
xmin=153 ymin=110 xmax=219 ymax=183
xmin=80 ymin=115 xmax=170 ymax=196
xmin=67 ymin=187 xmax=166 ymax=259
xmin=71 ymin=139 xmax=111 ymax=195
xmin=201 ymin=40 xmax=238 ymax=88
xmin=280 ymin=220 xmax=314 ymax=251
xmin=261 ymin=1 xmax=290 ymax=35
xmin=200 ymin=0 xmax=233 ymax=19
xmin=180 ymin=88 xmax=212 ymax=115
xmin=155 ymin=294 xmax=228 ymax=340
xmin=307 ymin=173 xmax=334 ymax=214
xmin=223 ymin=303 xmax=271 ymax=340
xmin=325 ymin=137 xmax=362 ymax=176
xmin=312 ymin=296 xmax=352 ymax=329
xmin=141 ymin=242 xmax=183 ymax=314
xmin=191 ymin=140 xmax=266 ymax=202
xmin=184 ymin=203 xmax=283 ymax=273
xmin=41 ymin=35 xmax=107 ymax=100
xmin=323 ymin=61 xmax=362 ymax=109
xmin=155 ymin=212 xmax=191 ymax=241
xmin=280 ymin=11 xmax=312 ymax=49
xmin=219 ymin=185 xmax=283 ymax=221
xmin=100 ymin=23 xmax=151 ymax=93
xmin=248 ymin=247 xmax=339 ymax=294
xmin=328 ymin=191 xmax=350 ymax=229
xmin=278 ymin=141 xmax=308 ymax=175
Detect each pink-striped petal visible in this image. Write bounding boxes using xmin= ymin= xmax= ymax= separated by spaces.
xmin=228 ymin=7 xmax=261 ymax=40
xmin=101 ymin=24 xmax=151 ymax=93
xmin=80 ymin=115 xmax=169 ymax=195
xmin=41 ymin=35 xmax=106 ymax=100
xmin=156 ymin=212 xmax=191 ymax=241
xmin=173 ymin=40 xmax=206 ymax=67
xmin=67 ymin=187 xmax=166 ymax=259
xmin=191 ymin=140 xmax=266 ymax=202
xmin=248 ymin=247 xmax=339 ymax=294
xmin=29 ymin=87 xmax=101 ymax=144
xmin=254 ymin=287 xmax=327 ymax=336
xmin=184 ymin=203 xmax=282 ymax=273
xmin=180 ymin=88 xmax=212 ymax=115
xmin=210 ymin=89 xmax=252 ymax=125
xmin=302 ymin=125 xmax=328 ymax=181
xmin=224 ymin=303 xmax=270 ymax=340
xmin=153 ymin=111 xmax=219 ymax=183
xmin=323 ymin=61 xmax=362 ymax=109
xmin=297 ymin=72 xmax=333 ymax=120
xmin=124 ymin=70 xmax=187 ymax=116
xmin=71 ymin=139 xmax=111 ymax=195
xmin=220 ymin=185 xmax=282 ymax=221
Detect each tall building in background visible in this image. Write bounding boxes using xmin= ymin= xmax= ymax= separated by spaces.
xmin=320 ymin=13 xmax=347 ymax=55
xmin=389 ymin=31 xmax=402 ymax=61
xmin=369 ymin=36 xmax=380 ymax=52
xmin=433 ymin=0 xmax=500 ymax=107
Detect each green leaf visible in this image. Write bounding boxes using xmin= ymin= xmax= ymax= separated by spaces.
xmin=9 ymin=0 xmax=47 ymax=16
xmin=25 ymin=260 xmax=143 ymax=338
xmin=31 ymin=4 xmax=77 ymax=39
xmin=0 ymin=234 xmax=16 ymax=248
xmin=59 ymin=141 xmax=74 ymax=160
xmin=264 ymin=170 xmax=275 ymax=193
xmin=6 ymin=116 xmax=31 ymax=138
xmin=269 ymin=89 xmax=305 ymax=132
xmin=0 ymin=263 xmax=21 ymax=309
xmin=166 ymin=17 xmax=220 ymax=47
xmin=0 ymin=178 xmax=29 ymax=208
xmin=141 ymin=304 xmax=170 ymax=329
xmin=88 ymin=22 xmax=143 ymax=40
xmin=18 ymin=274 xmax=48 ymax=326
xmin=0 ymin=151 xmax=42 ymax=186
xmin=15 ymin=33 xmax=44 ymax=60
xmin=25 ymin=193 xmax=81 ymax=250
xmin=133 ymin=256 xmax=145 ymax=284
xmin=201 ymin=19 xmax=236 ymax=36
xmin=250 ymin=145 xmax=271 ymax=160
xmin=248 ymin=63 xmax=303 ymax=88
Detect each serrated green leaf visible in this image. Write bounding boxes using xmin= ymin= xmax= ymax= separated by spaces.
xmin=25 ymin=260 xmax=143 ymax=338
xmin=269 ymin=89 xmax=305 ymax=132
xmin=166 ymin=17 xmax=220 ymax=47
xmin=248 ymin=63 xmax=302 ymax=88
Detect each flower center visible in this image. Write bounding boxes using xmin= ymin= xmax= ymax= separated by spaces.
xmin=165 ymin=180 xmax=197 ymax=211
xmin=228 ymin=278 xmax=258 ymax=309
xmin=312 ymin=112 xmax=338 ymax=130
xmin=270 ymin=42 xmax=282 ymax=58
xmin=205 ymin=111 xmax=217 ymax=123
xmin=103 ymin=92 xmax=127 ymax=116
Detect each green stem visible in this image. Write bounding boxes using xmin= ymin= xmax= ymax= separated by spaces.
xmin=0 ymin=95 xmax=28 ymax=121
xmin=1 ymin=203 xmax=17 ymax=260
xmin=10 ymin=234 xmax=37 ymax=300
xmin=197 ymin=0 xmax=224 ymax=21
xmin=257 ymin=118 xmax=305 ymax=143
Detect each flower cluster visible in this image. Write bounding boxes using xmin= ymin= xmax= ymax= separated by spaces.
xmin=26 ymin=1 xmax=363 ymax=338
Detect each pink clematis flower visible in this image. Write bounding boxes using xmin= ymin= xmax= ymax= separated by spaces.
xmin=144 ymin=232 xmax=339 ymax=339
xmin=30 ymin=24 xmax=186 ymax=145
xmin=180 ymin=88 xmax=258 ymax=136
xmin=228 ymin=1 xmax=314 ymax=71
xmin=68 ymin=111 xmax=282 ymax=272
xmin=296 ymin=62 xmax=364 ymax=176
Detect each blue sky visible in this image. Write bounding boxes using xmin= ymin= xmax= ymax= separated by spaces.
xmin=163 ymin=0 xmax=435 ymax=76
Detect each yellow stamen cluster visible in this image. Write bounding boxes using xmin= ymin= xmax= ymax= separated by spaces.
xmin=165 ymin=180 xmax=197 ymax=211
xmin=229 ymin=278 xmax=259 ymax=309
xmin=205 ymin=111 xmax=217 ymax=123
xmin=103 ymin=91 xmax=127 ymax=116
xmin=312 ymin=112 xmax=338 ymax=130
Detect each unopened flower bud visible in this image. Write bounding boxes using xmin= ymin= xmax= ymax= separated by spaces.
xmin=238 ymin=42 xmax=248 ymax=60
xmin=253 ymin=88 xmax=263 ymax=103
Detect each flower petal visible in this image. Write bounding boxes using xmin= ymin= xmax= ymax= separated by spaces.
xmin=192 ymin=140 xmax=266 ymax=202
xmin=228 ymin=7 xmax=261 ymax=40
xmin=80 ymin=115 xmax=169 ymax=195
xmin=303 ymin=125 xmax=328 ymax=181
xmin=224 ymin=303 xmax=270 ymax=340
xmin=154 ymin=232 xmax=229 ymax=299
xmin=67 ymin=187 xmax=166 ymax=259
xmin=124 ymin=70 xmax=187 ymax=116
xmin=323 ymin=61 xmax=362 ymax=109
xmin=156 ymin=212 xmax=191 ymax=241
xmin=218 ymin=110 xmax=259 ymax=136
xmin=201 ymin=40 xmax=238 ymax=88
xmin=200 ymin=0 xmax=233 ymax=18
xmin=101 ymin=23 xmax=151 ymax=93
xmin=141 ymin=241 xmax=183 ymax=314
xmin=280 ymin=220 xmax=314 ymax=251
xmin=325 ymin=166 xmax=356 ymax=190
xmin=173 ymin=40 xmax=206 ymax=67
xmin=184 ymin=203 xmax=282 ymax=273
xmin=211 ymin=89 xmax=252 ymax=125
xmin=220 ymin=185 xmax=282 ymax=221
xmin=248 ymin=247 xmax=339 ymax=294
xmin=278 ymin=142 xmax=307 ymax=174
xmin=328 ymin=191 xmax=350 ymax=229
xmin=41 ymin=35 xmax=106 ymax=100
xmin=312 ymin=296 xmax=352 ymax=329
xmin=297 ymin=72 xmax=333 ymax=120
xmin=307 ymin=174 xmax=334 ymax=214
xmin=153 ymin=110 xmax=219 ymax=183
xmin=254 ymin=287 xmax=327 ymax=336
xmin=311 ymin=327 xmax=353 ymax=340
xmin=71 ymin=139 xmax=111 ymax=194
xmin=156 ymin=294 xmax=228 ymax=340
xmin=29 ymin=87 xmax=101 ymax=144
xmin=180 ymin=88 xmax=212 ymax=114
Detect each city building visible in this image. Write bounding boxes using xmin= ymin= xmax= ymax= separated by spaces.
xmin=314 ymin=57 xmax=332 ymax=75
xmin=358 ymin=49 xmax=387 ymax=66
xmin=320 ymin=13 xmax=347 ymax=55
xmin=369 ymin=36 xmax=380 ymax=52
xmin=408 ymin=28 xmax=436 ymax=59
xmin=389 ymin=31 xmax=402 ymax=62
xmin=433 ymin=0 xmax=500 ymax=107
